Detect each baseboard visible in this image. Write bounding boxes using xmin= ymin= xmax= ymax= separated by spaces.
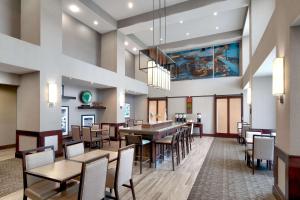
xmin=0 ymin=144 xmax=16 ymax=150
xmin=202 ymin=133 xmax=238 ymax=138
xmin=273 ymin=185 xmax=285 ymax=200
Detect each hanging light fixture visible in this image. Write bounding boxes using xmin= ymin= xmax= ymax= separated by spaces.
xmin=139 ymin=0 xmax=175 ymax=91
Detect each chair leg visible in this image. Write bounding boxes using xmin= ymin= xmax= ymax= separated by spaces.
xmin=252 ymin=156 xmax=255 ymax=175
xmin=114 ymin=186 xmax=119 ymax=200
xmin=177 ymin=143 xmax=180 ymax=165
xmin=119 ymin=139 xmax=121 ymax=148
xmin=140 ymin=146 xmax=143 ymax=174
xmin=23 ymin=194 xmax=27 ymax=200
xmin=171 ymin=147 xmax=175 ymax=171
xmin=154 ymin=143 xmax=157 ymax=168
xmin=130 ymin=179 xmax=136 ymax=200
xmin=149 ymin=143 xmax=152 ymax=168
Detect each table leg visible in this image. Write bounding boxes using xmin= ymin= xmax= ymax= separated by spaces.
xmin=60 ymin=181 xmax=67 ymax=191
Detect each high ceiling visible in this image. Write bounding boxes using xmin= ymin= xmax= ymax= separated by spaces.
xmin=92 ymin=0 xmax=188 ymax=20
xmin=62 ymin=0 xmax=249 ymax=52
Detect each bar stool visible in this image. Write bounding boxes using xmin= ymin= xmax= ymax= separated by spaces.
xmin=125 ymin=135 xmax=152 ymax=174
xmin=179 ymin=129 xmax=186 ymax=159
xmin=154 ymin=132 xmax=180 ymax=171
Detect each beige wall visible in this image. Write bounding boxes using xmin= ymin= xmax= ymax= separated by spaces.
xmin=101 ymin=31 xmax=117 ymax=72
xmin=125 ymin=50 xmax=135 ymax=79
xmin=0 ymin=0 xmax=20 ymax=39
xmin=0 ymin=85 xmax=17 ymax=146
xmin=62 ymin=13 xmax=101 ymax=66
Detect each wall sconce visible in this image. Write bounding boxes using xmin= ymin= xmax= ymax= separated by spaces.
xmin=119 ymin=92 xmax=125 ymax=109
xmin=247 ymin=87 xmax=251 ymax=105
xmin=272 ymin=57 xmax=284 ymax=104
xmin=48 ymin=81 xmax=58 ymax=105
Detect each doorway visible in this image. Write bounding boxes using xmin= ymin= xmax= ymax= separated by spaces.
xmin=148 ymin=98 xmax=168 ymax=123
xmin=215 ymin=95 xmax=243 ymax=136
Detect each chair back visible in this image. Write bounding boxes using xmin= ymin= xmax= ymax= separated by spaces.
xmin=246 ymin=131 xmax=261 ymax=140
xmin=241 ymin=124 xmax=251 ymax=138
xmin=78 ymin=154 xmax=109 ymax=200
xmin=82 ymin=127 xmax=92 ymax=142
xmin=125 ymin=135 xmax=142 ymax=145
xmin=102 ymin=124 xmax=110 ymax=135
xmin=91 ymin=124 xmax=100 ymax=130
xmin=134 ymin=120 xmax=143 ymax=125
xmin=172 ymin=132 xmax=179 ymax=145
xmin=253 ymin=135 xmax=275 ymax=160
xmin=116 ymin=145 xmax=135 ymax=187
xmin=127 ymin=119 xmax=134 ymax=127
xmin=71 ymin=125 xmax=81 ymax=141
xmin=22 ymin=146 xmax=55 ymax=187
xmin=64 ymin=141 xmax=84 ymax=159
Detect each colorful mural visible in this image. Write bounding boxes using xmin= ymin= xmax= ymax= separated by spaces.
xmin=168 ymin=42 xmax=240 ymax=81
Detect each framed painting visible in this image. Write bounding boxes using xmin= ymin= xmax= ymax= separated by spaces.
xmin=186 ymin=97 xmax=193 ymax=114
xmin=124 ymin=103 xmax=130 ymax=118
xmin=214 ymin=42 xmax=240 ymax=77
xmin=61 ymin=106 xmax=69 ymax=136
xmin=81 ymin=114 xmax=95 ymax=127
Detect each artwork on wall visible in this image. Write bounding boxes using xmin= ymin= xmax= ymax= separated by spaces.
xmin=214 ymin=43 xmax=240 ymax=77
xmin=80 ymin=90 xmax=92 ymax=104
xmin=186 ymin=97 xmax=193 ymax=114
xmin=168 ymin=47 xmax=213 ymax=80
xmin=61 ymin=106 xmax=69 ymax=136
xmin=124 ymin=103 xmax=130 ymax=118
xmin=168 ymin=42 xmax=240 ymax=81
xmin=81 ymin=114 xmax=95 ymax=127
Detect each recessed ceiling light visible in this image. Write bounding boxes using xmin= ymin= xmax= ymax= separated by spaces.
xmin=150 ymin=27 xmax=153 ymax=31
xmin=186 ymin=32 xmax=190 ymax=36
xmin=69 ymin=4 xmax=80 ymax=13
xmin=213 ymin=12 xmax=218 ymax=16
xmin=216 ymin=26 xmax=219 ymax=30
xmin=93 ymin=20 xmax=98 ymax=26
xmin=128 ymin=2 xmax=133 ymax=9
xmin=124 ymin=41 xmax=129 ymax=46
xmin=133 ymin=47 xmax=137 ymax=51
xmin=179 ymin=20 xmax=183 ymax=24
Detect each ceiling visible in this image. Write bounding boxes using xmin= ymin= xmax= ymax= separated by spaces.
xmin=62 ymin=0 xmax=249 ymax=52
xmin=92 ymin=0 xmax=188 ymax=20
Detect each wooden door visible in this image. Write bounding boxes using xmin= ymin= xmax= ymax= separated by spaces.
xmin=148 ymin=98 xmax=168 ymax=123
xmin=215 ymin=95 xmax=242 ymax=135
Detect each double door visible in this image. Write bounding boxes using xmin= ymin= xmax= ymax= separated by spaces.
xmin=215 ymin=95 xmax=242 ymax=135
xmin=148 ymin=98 xmax=168 ymax=123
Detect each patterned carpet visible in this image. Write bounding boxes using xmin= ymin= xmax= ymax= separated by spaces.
xmin=188 ymin=138 xmax=276 ymax=200
xmin=0 ymin=158 xmax=23 ymax=198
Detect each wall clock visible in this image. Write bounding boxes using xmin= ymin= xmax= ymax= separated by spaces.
xmin=80 ymin=90 xmax=92 ymax=104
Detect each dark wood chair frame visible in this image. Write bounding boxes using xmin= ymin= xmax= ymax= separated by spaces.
xmin=125 ymin=135 xmax=152 ymax=174
xmin=106 ymin=144 xmax=136 ymax=200
xmin=82 ymin=126 xmax=101 ymax=149
xmin=21 ymin=145 xmax=55 ymax=200
xmin=63 ymin=140 xmax=84 ymax=159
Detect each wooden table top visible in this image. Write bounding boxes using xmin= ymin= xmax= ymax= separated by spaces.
xmin=70 ymin=150 xmax=118 ymax=163
xmin=119 ymin=122 xmax=186 ymax=135
xmin=26 ymin=160 xmax=82 ymax=183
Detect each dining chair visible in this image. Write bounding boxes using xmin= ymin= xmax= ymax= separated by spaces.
xmin=49 ymin=154 xmax=109 ymax=200
xmin=101 ymin=124 xmax=111 ymax=146
xmin=247 ymin=135 xmax=275 ymax=174
xmin=91 ymin=123 xmax=100 ymax=137
xmin=71 ymin=125 xmax=81 ymax=141
xmin=154 ymin=132 xmax=180 ymax=171
xmin=22 ymin=146 xmax=76 ymax=200
xmin=106 ymin=145 xmax=136 ymax=200
xmin=64 ymin=140 xmax=85 ymax=159
xmin=127 ymin=119 xmax=134 ymax=127
xmin=118 ymin=125 xmax=126 ymax=148
xmin=82 ymin=126 xmax=101 ymax=149
xmin=189 ymin=122 xmax=194 ymax=143
xmin=125 ymin=135 xmax=151 ymax=174
xmin=240 ymin=124 xmax=251 ymax=144
xmin=245 ymin=131 xmax=262 ymax=162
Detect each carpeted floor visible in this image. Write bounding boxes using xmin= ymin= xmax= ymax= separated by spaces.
xmin=188 ymin=138 xmax=276 ymax=200
xmin=0 ymin=158 xmax=23 ymax=198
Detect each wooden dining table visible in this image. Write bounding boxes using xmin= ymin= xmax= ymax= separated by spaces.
xmin=70 ymin=150 xmax=118 ymax=163
xmin=25 ymin=160 xmax=82 ymax=190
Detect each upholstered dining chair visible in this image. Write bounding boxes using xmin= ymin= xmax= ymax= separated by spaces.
xmin=22 ymin=146 xmax=77 ymax=200
xmin=106 ymin=145 xmax=136 ymax=200
xmin=49 ymin=154 xmax=109 ymax=200
xmin=64 ymin=140 xmax=85 ymax=159
xmin=91 ymin=123 xmax=100 ymax=137
xmin=125 ymin=135 xmax=151 ymax=174
xmin=117 ymin=125 xmax=126 ymax=148
xmin=71 ymin=125 xmax=81 ymax=141
xmin=101 ymin=124 xmax=111 ymax=146
xmin=244 ymin=131 xmax=261 ymax=162
xmin=82 ymin=126 xmax=101 ymax=149
xmin=247 ymin=135 xmax=275 ymax=174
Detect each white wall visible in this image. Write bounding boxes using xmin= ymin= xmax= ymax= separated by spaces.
xmin=252 ymin=76 xmax=276 ymax=129
xmin=251 ymin=0 xmax=275 ymax=55
xmin=62 ymin=13 xmax=101 ymax=66
xmin=62 ymin=84 xmax=103 ymax=127
xmin=0 ymin=71 xmax=19 ymax=86
xmin=0 ymin=0 xmax=20 ymax=39
xmin=125 ymin=50 xmax=135 ymax=79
